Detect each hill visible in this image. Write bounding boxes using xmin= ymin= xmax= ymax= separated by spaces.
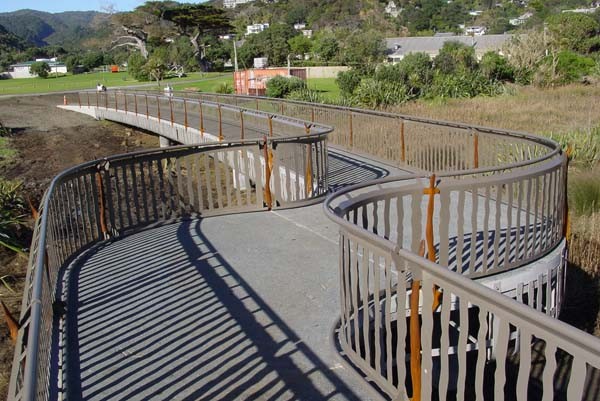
xmin=0 ymin=9 xmax=111 ymax=49
xmin=222 ymin=0 xmax=596 ymax=36
xmin=0 ymin=24 xmax=28 ymax=52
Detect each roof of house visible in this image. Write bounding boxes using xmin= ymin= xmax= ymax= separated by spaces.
xmin=10 ymin=61 xmax=66 ymax=68
xmin=385 ymin=34 xmax=514 ymax=58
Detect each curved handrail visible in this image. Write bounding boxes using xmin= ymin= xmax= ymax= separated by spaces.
xmin=8 ymin=98 xmax=333 ymax=401
xmin=145 ymin=91 xmax=561 ymax=174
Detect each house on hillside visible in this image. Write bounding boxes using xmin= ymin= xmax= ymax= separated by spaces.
xmin=6 ymin=59 xmax=67 ymax=79
xmin=223 ymin=0 xmax=255 ymax=8
xmin=509 ymin=12 xmax=533 ymax=26
xmin=465 ymin=26 xmax=487 ymax=36
xmin=385 ymin=34 xmax=514 ymax=63
xmin=385 ymin=1 xmax=401 ymax=17
xmin=246 ymin=23 xmax=269 ymax=35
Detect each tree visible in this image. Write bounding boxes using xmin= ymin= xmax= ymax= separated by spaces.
xmin=312 ymin=34 xmax=339 ymax=62
xmin=340 ymin=30 xmax=386 ymax=68
xmin=29 ymin=61 xmax=50 ymax=78
xmin=144 ymin=47 xmax=169 ymax=85
xmin=64 ymin=55 xmax=80 ymax=73
xmin=163 ymin=4 xmax=232 ymax=64
xmin=433 ymin=41 xmax=477 ymax=75
xmin=238 ymin=24 xmax=295 ymax=67
xmin=111 ymin=1 xmax=178 ymax=59
xmin=288 ymin=35 xmax=312 ymax=57
xmin=480 ymin=52 xmax=514 ymax=81
xmin=546 ymin=13 xmax=600 ymax=54
xmin=81 ymin=52 xmax=104 ymax=71
xmin=503 ymin=30 xmax=547 ymax=84
xmin=128 ymin=52 xmax=148 ymax=80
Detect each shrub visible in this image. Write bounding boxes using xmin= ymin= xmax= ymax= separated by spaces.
xmin=556 ymin=51 xmax=596 ymax=83
xmin=548 ymin=126 xmax=600 ymax=167
xmin=479 ymin=52 xmax=514 ymax=82
xmin=352 ymin=78 xmax=410 ymax=108
xmin=0 ymin=179 xmax=25 ymax=253
xmin=286 ymin=88 xmax=325 ymax=103
xmin=426 ymin=71 xmax=505 ymax=99
xmin=375 ymin=53 xmax=433 ymax=97
xmin=335 ymin=69 xmax=363 ymax=97
xmin=214 ymin=82 xmax=234 ymax=94
xmin=29 ymin=62 xmax=50 ymax=79
xmin=265 ymin=75 xmax=306 ymax=98
xmin=433 ymin=41 xmax=477 ymax=75
xmin=128 ymin=53 xmax=149 ymax=81
xmin=534 ymin=51 xmax=597 ymax=87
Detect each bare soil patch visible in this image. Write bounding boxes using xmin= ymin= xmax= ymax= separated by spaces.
xmin=0 ymin=94 xmax=158 ymax=400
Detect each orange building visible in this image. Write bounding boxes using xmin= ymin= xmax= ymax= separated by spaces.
xmin=234 ymin=68 xmax=307 ymax=96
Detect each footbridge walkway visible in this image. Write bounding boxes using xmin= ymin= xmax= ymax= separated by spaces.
xmin=7 ymin=90 xmax=600 ymax=401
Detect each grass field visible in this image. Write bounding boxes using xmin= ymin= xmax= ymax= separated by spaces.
xmin=306 ymin=77 xmax=340 ymax=101
xmin=0 ymin=71 xmax=226 ymax=95
xmin=172 ymin=73 xmax=233 ymax=92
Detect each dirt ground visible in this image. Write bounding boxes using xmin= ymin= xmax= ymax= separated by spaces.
xmin=0 ymin=94 xmax=158 ymax=400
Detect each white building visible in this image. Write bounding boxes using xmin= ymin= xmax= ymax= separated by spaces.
xmin=301 ymin=29 xmax=313 ymax=38
xmin=223 ymin=0 xmax=254 ymax=9
xmin=562 ymin=3 xmax=600 ymax=13
xmin=293 ymin=22 xmax=306 ymax=30
xmin=385 ymin=1 xmax=401 ymax=17
xmin=509 ymin=12 xmax=533 ymax=26
xmin=246 ymin=23 xmax=269 ymax=35
xmin=7 ymin=60 xmax=67 ymax=79
xmin=465 ymin=26 xmax=486 ymax=36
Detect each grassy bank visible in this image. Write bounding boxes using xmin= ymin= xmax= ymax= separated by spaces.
xmin=0 ymin=72 xmax=225 ymax=95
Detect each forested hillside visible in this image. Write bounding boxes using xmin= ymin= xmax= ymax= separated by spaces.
xmin=220 ymin=0 xmax=595 ymax=36
xmin=0 ymin=9 xmax=111 ymax=48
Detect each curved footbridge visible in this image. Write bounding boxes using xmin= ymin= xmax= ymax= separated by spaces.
xmin=8 ymin=91 xmax=600 ymax=401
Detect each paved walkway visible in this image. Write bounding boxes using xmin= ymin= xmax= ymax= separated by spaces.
xmin=61 ymin=149 xmax=410 ymax=401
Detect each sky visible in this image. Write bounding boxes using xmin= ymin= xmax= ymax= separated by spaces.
xmin=0 ymin=0 xmax=206 ymax=14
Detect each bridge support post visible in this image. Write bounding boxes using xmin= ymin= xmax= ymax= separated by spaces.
xmin=304 ymin=124 xmax=313 ymax=198
xmin=218 ymin=105 xmax=223 ymax=141
xmin=400 ymin=119 xmax=406 ymax=163
xmin=199 ymin=101 xmax=205 ymax=138
xmin=263 ymin=136 xmax=273 ymax=210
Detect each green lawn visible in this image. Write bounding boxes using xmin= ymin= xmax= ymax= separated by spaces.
xmin=0 ymin=71 xmax=226 ymax=95
xmin=306 ymin=77 xmax=340 ymax=101
xmin=169 ymin=74 xmax=339 ymax=98
xmin=171 ymin=73 xmax=233 ymax=93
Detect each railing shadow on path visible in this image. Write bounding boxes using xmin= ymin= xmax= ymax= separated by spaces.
xmin=327 ymin=151 xmax=391 ymax=191
xmin=63 ymin=218 xmax=366 ymax=401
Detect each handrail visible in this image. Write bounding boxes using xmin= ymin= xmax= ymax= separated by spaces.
xmin=98 ymin=90 xmax=562 ymax=183
xmin=8 ymin=97 xmax=332 ymax=401
xmin=11 ymin=91 xmax=574 ymax=401
xmin=322 ymin=155 xmax=590 ymax=399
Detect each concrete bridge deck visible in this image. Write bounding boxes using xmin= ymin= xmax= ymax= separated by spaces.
xmin=42 ymin=97 xmax=570 ymax=401
xmin=59 ymin=148 xmax=409 ymax=401
xmin=64 ymin=207 xmax=374 ymax=401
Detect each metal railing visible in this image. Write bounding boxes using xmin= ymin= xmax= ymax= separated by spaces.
xmin=148 ymin=91 xmax=559 ymax=175
xmin=8 ymin=97 xmax=332 ymax=401
xmin=11 ymin=90 xmax=575 ymax=401
xmin=323 ymin=152 xmax=579 ymax=398
xmin=325 ymin=198 xmax=600 ymax=399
